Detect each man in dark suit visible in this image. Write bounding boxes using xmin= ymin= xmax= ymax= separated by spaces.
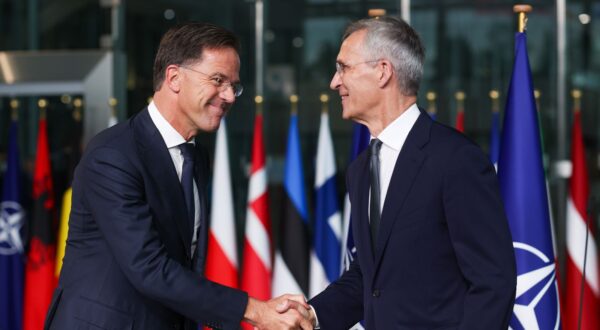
xmin=297 ymin=17 xmax=516 ymax=329
xmin=45 ymin=22 xmax=311 ymax=330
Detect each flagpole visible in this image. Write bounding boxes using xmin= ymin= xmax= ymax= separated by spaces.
xmin=489 ymin=90 xmax=500 ymax=168
xmin=10 ymin=98 xmax=19 ymax=121
xmin=426 ymin=91 xmax=436 ymax=119
xmin=455 ymin=91 xmax=465 ymax=111
xmin=38 ymin=98 xmax=48 ymax=120
xmin=320 ymin=93 xmax=329 ymax=114
xmin=255 ymin=0 xmax=264 ymax=96
xmin=571 ymin=88 xmax=588 ymax=330
xmin=255 ymin=95 xmax=263 ymax=116
xmin=109 ymin=97 xmax=117 ymax=118
xmin=290 ymin=94 xmax=298 ymax=115
xmin=514 ymin=4 xmax=531 ymax=33
xmin=73 ymin=98 xmax=83 ymax=123
xmin=489 ymin=90 xmax=499 ymax=113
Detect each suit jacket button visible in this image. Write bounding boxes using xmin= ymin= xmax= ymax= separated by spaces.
xmin=372 ymin=289 xmax=380 ymax=297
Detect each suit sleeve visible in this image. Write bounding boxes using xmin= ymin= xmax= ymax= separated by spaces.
xmin=309 ymin=258 xmax=364 ymax=330
xmin=443 ymin=143 xmax=516 ymax=329
xmin=82 ymin=146 xmax=247 ymax=330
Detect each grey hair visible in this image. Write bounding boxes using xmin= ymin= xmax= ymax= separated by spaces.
xmin=343 ymin=16 xmax=425 ymax=96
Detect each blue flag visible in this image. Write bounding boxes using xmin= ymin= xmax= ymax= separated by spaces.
xmin=310 ymin=111 xmax=342 ymax=298
xmin=341 ymin=123 xmax=370 ymax=273
xmin=489 ymin=110 xmax=501 ymax=169
xmin=497 ymin=32 xmax=561 ymax=330
xmin=1 ymin=119 xmax=25 ymax=330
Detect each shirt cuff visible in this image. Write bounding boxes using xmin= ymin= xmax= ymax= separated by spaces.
xmin=309 ymin=304 xmax=321 ymax=329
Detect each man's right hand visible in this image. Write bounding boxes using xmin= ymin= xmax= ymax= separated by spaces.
xmin=243 ymin=295 xmax=313 ymax=330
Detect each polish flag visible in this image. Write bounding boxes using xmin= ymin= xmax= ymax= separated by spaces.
xmin=204 ymin=120 xmax=238 ymax=288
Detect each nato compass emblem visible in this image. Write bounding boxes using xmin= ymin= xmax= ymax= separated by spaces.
xmin=0 ymin=201 xmax=25 ymax=255
xmin=509 ymin=242 xmax=561 ymax=330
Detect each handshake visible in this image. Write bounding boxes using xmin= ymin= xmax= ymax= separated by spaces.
xmin=243 ymin=294 xmax=316 ymax=330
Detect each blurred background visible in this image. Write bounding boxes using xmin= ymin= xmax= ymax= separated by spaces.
xmin=1 ymin=0 xmax=600 ymax=327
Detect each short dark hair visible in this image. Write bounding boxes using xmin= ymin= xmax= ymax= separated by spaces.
xmin=152 ymin=22 xmax=240 ymax=91
xmin=343 ymin=16 xmax=425 ymax=96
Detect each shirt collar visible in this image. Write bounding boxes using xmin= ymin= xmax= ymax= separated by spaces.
xmin=148 ymin=101 xmax=192 ymax=148
xmin=373 ymin=103 xmax=420 ymax=152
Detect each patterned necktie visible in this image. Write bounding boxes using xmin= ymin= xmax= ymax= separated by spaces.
xmin=179 ymin=143 xmax=196 ymax=229
xmin=368 ymin=139 xmax=383 ymax=254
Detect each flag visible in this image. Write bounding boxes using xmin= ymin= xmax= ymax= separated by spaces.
xmin=310 ymin=110 xmax=342 ymax=298
xmin=55 ymin=188 xmax=71 ymax=277
xmin=24 ymin=114 xmax=57 ymax=330
xmin=240 ymin=111 xmax=272 ymax=329
xmin=55 ymin=104 xmax=83 ymax=277
xmin=455 ymin=109 xmax=465 ymax=132
xmin=497 ymin=32 xmax=561 ymax=329
xmin=272 ymin=112 xmax=309 ymax=297
xmin=489 ymin=109 xmax=501 ymax=169
xmin=205 ymin=120 xmax=238 ymax=289
xmin=563 ymin=109 xmax=600 ymax=330
xmin=455 ymin=92 xmax=465 ymax=133
xmin=341 ymin=123 xmax=370 ymax=273
xmin=1 ymin=117 xmax=25 ymax=330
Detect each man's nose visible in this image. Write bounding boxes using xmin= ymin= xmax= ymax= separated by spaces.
xmin=330 ymin=71 xmax=342 ymax=90
xmin=220 ymin=85 xmax=236 ymax=103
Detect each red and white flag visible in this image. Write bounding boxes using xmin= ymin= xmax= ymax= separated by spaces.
xmin=241 ymin=112 xmax=272 ymax=329
xmin=204 ymin=120 xmax=238 ymax=288
xmin=564 ymin=109 xmax=600 ymax=330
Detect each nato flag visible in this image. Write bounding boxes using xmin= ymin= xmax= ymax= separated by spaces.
xmin=0 ymin=119 xmax=25 ymax=330
xmin=497 ymin=32 xmax=561 ymax=330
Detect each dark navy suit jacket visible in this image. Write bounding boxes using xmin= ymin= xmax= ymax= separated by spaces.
xmin=45 ymin=109 xmax=247 ymax=330
xmin=310 ymin=110 xmax=516 ymax=329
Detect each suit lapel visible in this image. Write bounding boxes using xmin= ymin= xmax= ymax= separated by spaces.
xmin=373 ymin=113 xmax=431 ymax=271
xmin=134 ymin=109 xmax=193 ymax=258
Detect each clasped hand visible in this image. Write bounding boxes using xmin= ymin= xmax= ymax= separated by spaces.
xmin=244 ymin=294 xmax=315 ymax=330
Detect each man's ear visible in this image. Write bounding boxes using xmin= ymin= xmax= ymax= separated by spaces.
xmin=377 ymin=60 xmax=394 ymax=88
xmin=165 ymin=65 xmax=181 ymax=93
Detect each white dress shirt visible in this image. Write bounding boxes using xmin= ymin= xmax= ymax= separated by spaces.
xmin=371 ymin=103 xmax=421 ymax=214
xmin=148 ymin=101 xmax=201 ymax=257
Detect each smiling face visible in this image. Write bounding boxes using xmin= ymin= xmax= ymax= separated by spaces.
xmin=330 ymin=29 xmax=381 ymax=124
xmin=176 ymin=47 xmax=240 ymax=136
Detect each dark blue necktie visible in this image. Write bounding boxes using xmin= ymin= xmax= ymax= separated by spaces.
xmin=179 ymin=143 xmax=196 ymax=229
xmin=368 ymin=139 xmax=382 ymax=254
